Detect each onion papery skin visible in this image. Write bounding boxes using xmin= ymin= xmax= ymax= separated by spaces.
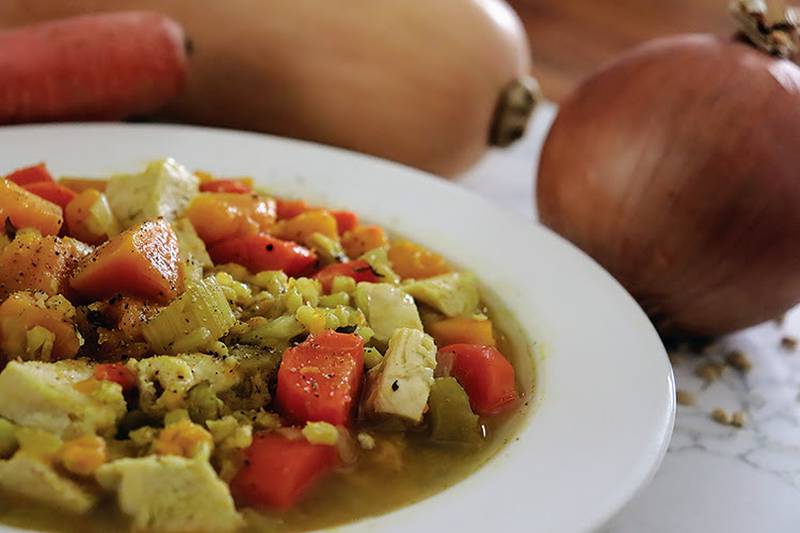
xmin=537 ymin=34 xmax=800 ymax=336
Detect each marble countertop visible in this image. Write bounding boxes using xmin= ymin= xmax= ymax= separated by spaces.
xmin=455 ymin=104 xmax=800 ymax=533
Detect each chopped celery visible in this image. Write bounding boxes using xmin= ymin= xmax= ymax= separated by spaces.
xmin=0 ymin=418 xmax=18 ymax=458
xmin=187 ymin=382 xmax=224 ymax=423
xmin=239 ymin=315 xmax=305 ymax=346
xmin=307 ymin=232 xmax=348 ymax=264
xmin=363 ymin=346 xmax=384 ymax=369
xmin=173 ymin=218 xmax=212 ymax=283
xmin=359 ymin=246 xmax=399 ymax=284
xmin=142 ymin=277 xmax=236 ymax=354
xmin=302 ymin=421 xmax=339 ymax=446
xmin=428 ymin=377 xmax=482 ymax=447
xmin=402 ymin=272 xmax=480 ymax=317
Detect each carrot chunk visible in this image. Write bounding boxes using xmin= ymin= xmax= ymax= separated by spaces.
xmin=276 ymin=198 xmax=311 ymax=221
xmin=199 ymin=179 xmax=252 ymax=194
xmin=437 ymin=344 xmax=518 ymax=415
xmin=428 ymin=316 xmax=496 ymax=347
xmin=231 ymin=432 xmax=338 ymax=509
xmin=313 ymin=260 xmax=381 ymax=293
xmin=0 ymin=179 xmax=63 ymax=235
xmin=94 ymin=363 xmax=138 ymax=392
xmin=23 ymin=181 xmax=77 ymax=210
xmin=6 ymin=163 xmax=53 ymax=185
xmin=183 ymin=192 xmax=276 ymax=246
xmin=277 ymin=331 xmax=365 ymax=426
xmin=208 ymin=234 xmax=317 ymax=277
xmin=330 ymin=210 xmax=359 ymax=235
xmin=70 ymin=218 xmax=180 ymax=303
xmin=341 ymin=225 xmax=388 ymax=258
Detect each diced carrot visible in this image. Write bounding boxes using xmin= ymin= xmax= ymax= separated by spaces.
xmin=6 ymin=163 xmax=53 ymax=185
xmin=231 ymin=432 xmax=338 ymax=509
xmin=183 ymin=192 xmax=276 ymax=246
xmin=428 ymin=316 xmax=496 ymax=347
xmin=437 ymin=344 xmax=518 ymax=415
xmin=64 ymin=189 xmax=119 ymax=245
xmin=276 ymin=198 xmax=311 ymax=221
xmin=341 ymin=225 xmax=388 ymax=259
xmin=388 ymin=240 xmax=451 ymax=280
xmin=208 ymin=233 xmax=317 ymax=277
xmin=330 ymin=210 xmax=358 ymax=235
xmin=23 ymin=181 xmax=77 ymax=210
xmin=94 ymin=363 xmax=138 ymax=392
xmin=0 ymin=291 xmax=81 ymax=360
xmin=0 ymin=179 xmax=63 ymax=235
xmin=70 ymin=218 xmax=180 ymax=303
xmin=272 ymin=210 xmax=339 ymax=245
xmin=313 ymin=260 xmax=381 ymax=293
xmin=277 ymin=331 xmax=365 ymax=426
xmin=0 ymin=234 xmax=88 ymax=299
xmin=59 ymin=177 xmax=107 ymax=193
xmin=199 ymin=179 xmax=252 ymax=194
xmin=0 ymin=13 xmax=189 ymax=123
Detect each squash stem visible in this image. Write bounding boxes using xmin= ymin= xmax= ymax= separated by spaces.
xmin=488 ymin=76 xmax=541 ymax=147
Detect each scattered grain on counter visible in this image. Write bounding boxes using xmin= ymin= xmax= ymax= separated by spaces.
xmin=696 ymin=362 xmax=724 ymax=382
xmin=731 ymin=411 xmax=747 ymax=428
xmin=725 ymin=350 xmax=752 ymax=372
xmin=676 ymin=389 xmax=696 ymax=406
xmin=711 ymin=407 xmax=732 ymax=426
xmin=780 ymin=336 xmax=798 ymax=351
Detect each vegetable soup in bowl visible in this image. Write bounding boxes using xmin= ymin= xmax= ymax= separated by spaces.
xmin=0 ymin=124 xmax=674 ymax=533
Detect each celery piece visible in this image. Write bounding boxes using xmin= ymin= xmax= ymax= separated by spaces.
xmin=428 ymin=377 xmax=481 ymax=447
xmin=307 ymin=232 xmax=348 ymax=264
xmin=142 ymin=277 xmax=236 ymax=354
xmin=402 ymin=272 xmax=479 ymax=317
xmin=0 ymin=418 xmax=18 ymax=458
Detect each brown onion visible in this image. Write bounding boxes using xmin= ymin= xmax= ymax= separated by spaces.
xmin=537 ymin=7 xmax=800 ymax=336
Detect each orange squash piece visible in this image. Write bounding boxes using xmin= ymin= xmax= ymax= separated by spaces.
xmin=341 ymin=225 xmax=388 ymax=258
xmin=0 ymin=233 xmax=89 ymax=299
xmin=0 ymin=291 xmax=81 ymax=360
xmin=183 ymin=192 xmax=276 ymax=246
xmin=65 ymin=189 xmax=120 ymax=245
xmin=104 ymin=295 xmax=162 ymax=340
xmin=388 ymin=240 xmax=451 ymax=280
xmin=272 ymin=210 xmax=338 ymax=245
xmin=0 ymin=179 xmax=63 ymax=235
xmin=70 ymin=218 xmax=180 ymax=303
xmin=428 ymin=316 xmax=496 ymax=347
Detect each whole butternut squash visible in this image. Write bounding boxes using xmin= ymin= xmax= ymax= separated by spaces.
xmin=1 ymin=0 xmax=538 ymax=176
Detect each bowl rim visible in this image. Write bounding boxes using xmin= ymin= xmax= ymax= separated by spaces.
xmin=0 ymin=123 xmax=675 ymax=533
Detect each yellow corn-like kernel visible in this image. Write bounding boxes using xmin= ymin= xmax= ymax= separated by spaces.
xmin=153 ymin=420 xmax=213 ymax=459
xmin=60 ymin=435 xmax=107 ymax=476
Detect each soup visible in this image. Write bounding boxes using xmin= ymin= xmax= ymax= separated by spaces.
xmin=0 ymin=159 xmax=533 ymax=532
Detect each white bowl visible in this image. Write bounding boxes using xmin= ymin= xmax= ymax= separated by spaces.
xmin=0 ymin=124 xmax=674 ymax=533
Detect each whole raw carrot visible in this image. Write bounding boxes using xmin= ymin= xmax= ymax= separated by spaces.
xmin=0 ymin=12 xmax=189 ymax=123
